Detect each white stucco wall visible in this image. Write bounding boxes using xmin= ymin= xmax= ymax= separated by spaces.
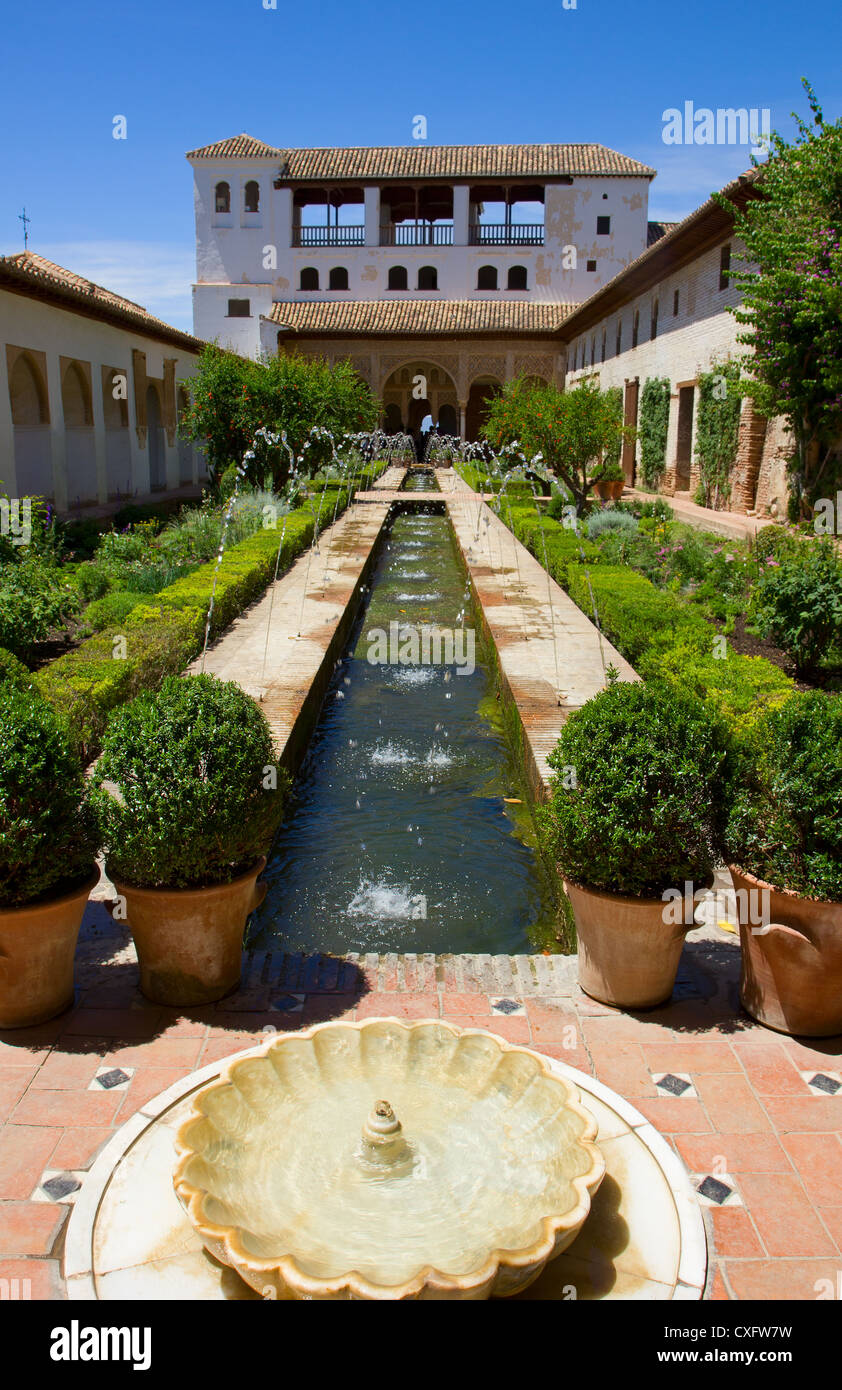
xmin=0 ymin=287 xmax=203 ymax=509
xmin=190 ymin=156 xmax=652 ymax=359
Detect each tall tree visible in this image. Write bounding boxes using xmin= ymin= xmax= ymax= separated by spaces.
xmin=721 ymin=81 xmax=842 ymax=520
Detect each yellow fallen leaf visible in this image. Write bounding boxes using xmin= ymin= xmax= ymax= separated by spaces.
xmin=503 ymin=797 xmax=522 ymax=804
xmin=717 ymin=919 xmax=737 ymax=934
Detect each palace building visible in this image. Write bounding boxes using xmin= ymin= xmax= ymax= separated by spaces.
xmin=186 ymin=135 xmax=657 ymax=438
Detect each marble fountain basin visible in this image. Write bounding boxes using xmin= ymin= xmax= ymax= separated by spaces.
xmin=173 ymin=1017 xmax=606 ymax=1300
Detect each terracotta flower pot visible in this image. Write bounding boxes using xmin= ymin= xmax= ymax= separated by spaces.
xmin=112 ymin=858 xmax=268 ymax=1007
xmin=729 ymin=866 xmax=842 ymax=1037
xmin=564 ymin=879 xmax=696 ymax=1009
xmin=0 ymin=869 xmax=99 ymax=1028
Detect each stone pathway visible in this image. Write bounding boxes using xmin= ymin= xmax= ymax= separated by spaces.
xmin=1 ymin=906 xmax=840 ymax=1300
xmin=627 ymin=488 xmax=772 ymax=541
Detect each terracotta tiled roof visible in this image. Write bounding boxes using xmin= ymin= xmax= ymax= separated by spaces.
xmin=187 ymin=138 xmax=656 ymax=181
xmin=0 ymin=252 xmax=203 ymax=351
xmin=267 ymin=299 xmax=573 ymax=336
xmin=647 ymin=220 xmax=680 ymax=246
xmin=185 ymin=133 xmax=285 ymax=161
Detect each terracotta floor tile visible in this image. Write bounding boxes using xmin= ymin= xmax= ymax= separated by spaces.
xmin=710 ymin=1206 xmax=765 ymax=1258
xmin=102 ymin=1037 xmax=203 ymax=1069
xmin=580 ymin=1014 xmax=676 ymax=1044
xmin=155 ymin=1015 xmax=213 ymax=1038
xmin=673 ymin=1132 xmax=790 ymax=1174
xmin=709 ymin=1265 xmax=732 ymax=1300
xmin=205 ymin=1013 xmax=284 ymax=1038
xmin=725 ymin=1258 xmax=841 ymax=1301
xmin=59 ymin=1008 xmax=163 ymax=1039
xmin=114 ymin=1068 xmax=189 ymax=1121
xmin=732 ymin=1041 xmax=810 ymax=1095
xmin=780 ymin=1133 xmax=842 ymax=1207
xmin=0 ymin=1041 xmax=52 ymax=1066
xmin=0 ymin=1127 xmax=60 ymax=1200
xmin=692 ymin=1074 xmax=772 ymax=1133
xmin=0 ymin=1201 xmax=66 ymax=1256
xmin=631 ymin=1096 xmax=712 ymax=1133
xmin=640 ymin=1041 xmax=740 ymax=1074
xmin=30 ymin=1049 xmax=105 ymax=1092
xmin=587 ymin=1042 xmax=658 ymax=1098
xmin=198 ymin=1035 xmax=262 ymax=1067
xmin=49 ymin=1127 xmax=113 ymax=1171
xmin=440 ymin=994 xmax=491 ymax=1015
xmin=818 ymin=1206 xmax=842 ymax=1252
xmin=779 ymin=1036 xmax=842 ymax=1071
xmin=12 ymin=1089 xmax=123 ymax=1129
xmin=442 ymin=1015 xmax=530 ymax=1045
xmin=0 ymin=1257 xmax=65 ymax=1300
xmin=0 ymin=1074 xmax=35 ymax=1122
xmin=354 ymin=993 xmax=437 ymax=1019
xmin=763 ymin=1096 xmax=842 ymax=1132
xmin=738 ymin=1173 xmax=837 ymax=1257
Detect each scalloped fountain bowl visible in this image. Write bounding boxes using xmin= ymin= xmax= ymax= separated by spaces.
xmin=173 ymin=1018 xmax=605 ymax=1300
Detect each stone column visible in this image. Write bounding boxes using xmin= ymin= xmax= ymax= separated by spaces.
xmin=459 ymin=403 xmax=467 ymax=440
xmin=45 ymin=352 xmax=67 ymax=510
xmin=364 ymin=187 xmax=381 ymax=248
xmin=0 ymin=348 xmax=17 ymax=498
xmin=453 ymin=185 xmax=470 ymax=246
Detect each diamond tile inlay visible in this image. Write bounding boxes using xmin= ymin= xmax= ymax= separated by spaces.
xmin=96 ymin=1068 xmax=130 ymax=1090
xmin=697 ymin=1176 xmax=733 ymax=1205
xmin=809 ymin=1073 xmax=841 ymax=1095
xmin=492 ymin=999 xmax=521 ymax=1016
xmin=656 ymin=1073 xmax=691 ymax=1096
xmin=42 ymin=1173 xmax=82 ymax=1202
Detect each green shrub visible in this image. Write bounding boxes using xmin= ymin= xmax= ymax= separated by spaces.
xmin=36 ymin=481 xmax=358 ymax=758
xmin=693 ymin=363 xmax=742 ymax=509
xmin=586 ymin=510 xmax=639 ymax=540
xmin=724 ymin=691 xmax=842 ymax=899
xmin=91 ymin=674 xmax=288 ymax=890
xmin=0 ymin=557 xmax=79 ymax=657
xmin=0 ymin=686 xmax=97 ymax=907
xmin=544 ymin=682 xmax=733 ymax=897
xmin=589 ymin=459 xmax=624 ymax=485
xmin=0 ymin=646 xmax=37 ymax=692
xmin=567 ymin=564 xmax=711 ymax=665
xmin=639 ymin=639 xmax=794 ymax=744
xmin=84 ymin=591 xmax=146 ymax=631
xmin=72 ymin=563 xmax=113 ymax=603
xmin=750 ymin=537 xmax=842 ymax=672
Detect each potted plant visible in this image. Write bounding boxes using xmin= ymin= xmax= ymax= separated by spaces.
xmin=724 ymin=690 xmax=842 ymax=1036
xmin=544 ymin=681 xmax=733 ymax=1008
xmin=589 ymin=460 xmax=625 ymax=501
xmin=0 ymin=686 xmax=99 ymax=1027
xmin=90 ymin=674 xmax=287 ymax=1006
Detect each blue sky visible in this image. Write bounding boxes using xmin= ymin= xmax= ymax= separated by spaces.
xmin=1 ymin=0 xmax=840 ymax=331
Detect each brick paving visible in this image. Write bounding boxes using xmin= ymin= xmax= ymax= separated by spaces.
xmin=1 ymin=907 xmax=839 ymax=1300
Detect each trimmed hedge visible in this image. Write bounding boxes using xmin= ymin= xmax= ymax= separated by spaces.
xmin=567 ymin=564 xmax=711 ymax=665
xmin=506 ymin=504 xmax=601 ymax=589
xmin=639 ymin=640 xmax=794 ymax=744
xmin=36 ymin=478 xmax=362 ymax=759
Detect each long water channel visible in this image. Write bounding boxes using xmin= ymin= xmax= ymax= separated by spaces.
xmin=251 ymin=482 xmax=559 ymax=955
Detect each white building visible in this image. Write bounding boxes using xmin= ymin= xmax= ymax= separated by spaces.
xmin=187 ymin=135 xmax=656 ymax=435
xmin=0 ymin=253 xmax=206 ymax=513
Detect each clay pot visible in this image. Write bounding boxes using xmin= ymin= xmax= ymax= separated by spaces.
xmin=592 ymin=480 xmax=624 ymax=501
xmin=730 ymin=866 xmax=842 ymax=1037
xmin=0 ymin=870 xmax=99 ymax=1028
xmin=564 ymin=879 xmax=695 ymax=1009
xmin=112 ymin=858 xmax=268 ymax=1007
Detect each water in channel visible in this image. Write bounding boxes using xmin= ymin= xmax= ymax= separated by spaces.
xmin=251 ymin=505 xmax=559 ymax=955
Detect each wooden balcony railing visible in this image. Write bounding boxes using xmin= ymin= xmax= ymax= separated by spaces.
xmin=292 ymin=226 xmax=366 ymax=247
xmin=469 ymin=224 xmax=545 ymax=246
xmin=380 ymin=223 xmax=454 ymax=247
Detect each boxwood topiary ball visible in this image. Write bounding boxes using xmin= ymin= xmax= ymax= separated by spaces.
xmin=544 ymin=680 xmax=734 ymax=899
xmin=0 ymin=686 xmax=98 ymax=908
xmin=91 ymin=673 xmax=288 ymax=890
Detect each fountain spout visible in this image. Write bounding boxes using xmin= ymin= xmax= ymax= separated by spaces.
xmin=359 ymin=1100 xmax=414 ymax=1177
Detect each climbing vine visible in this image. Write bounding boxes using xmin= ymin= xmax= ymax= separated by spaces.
xmin=693 ymin=361 xmax=743 ymax=509
xmin=638 ymin=378 xmax=671 ymax=490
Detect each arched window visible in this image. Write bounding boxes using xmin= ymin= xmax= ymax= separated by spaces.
xmin=244 ymin=180 xmax=260 ymax=213
xmin=507 ymin=265 xmax=528 ymax=290
xmin=9 ymin=353 xmax=49 ymax=426
xmin=62 ymin=361 xmax=92 ymax=427
xmin=417 ymin=265 xmax=437 ymax=290
xmin=215 ymin=181 xmax=230 ymax=214
xmin=387 ymin=265 xmax=408 ymax=290
xmin=329 ymin=266 xmax=349 ymax=291
xmin=477 ymin=265 xmax=498 ymax=290
xmin=300 ymin=267 xmax=319 ymax=291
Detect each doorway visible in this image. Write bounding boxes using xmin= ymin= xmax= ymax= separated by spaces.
xmin=622 ymin=378 xmax=639 ymax=486
xmin=146 ymin=384 xmax=165 ymax=491
xmin=675 ymin=386 xmax=695 ymax=491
